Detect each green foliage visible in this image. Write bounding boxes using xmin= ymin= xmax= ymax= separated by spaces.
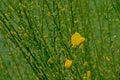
xmin=0 ymin=0 xmax=120 ymax=80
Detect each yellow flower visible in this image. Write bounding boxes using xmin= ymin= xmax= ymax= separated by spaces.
xmin=83 ymin=61 xmax=88 ymax=67
xmin=71 ymin=32 xmax=85 ymax=48
xmin=86 ymin=70 xmax=91 ymax=80
xmin=65 ymin=59 xmax=72 ymax=68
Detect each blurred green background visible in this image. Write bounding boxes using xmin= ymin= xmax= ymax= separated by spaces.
xmin=0 ymin=0 xmax=120 ymax=80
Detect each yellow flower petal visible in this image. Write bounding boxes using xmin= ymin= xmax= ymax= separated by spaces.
xmin=71 ymin=32 xmax=85 ymax=48
xmin=65 ymin=59 xmax=72 ymax=68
